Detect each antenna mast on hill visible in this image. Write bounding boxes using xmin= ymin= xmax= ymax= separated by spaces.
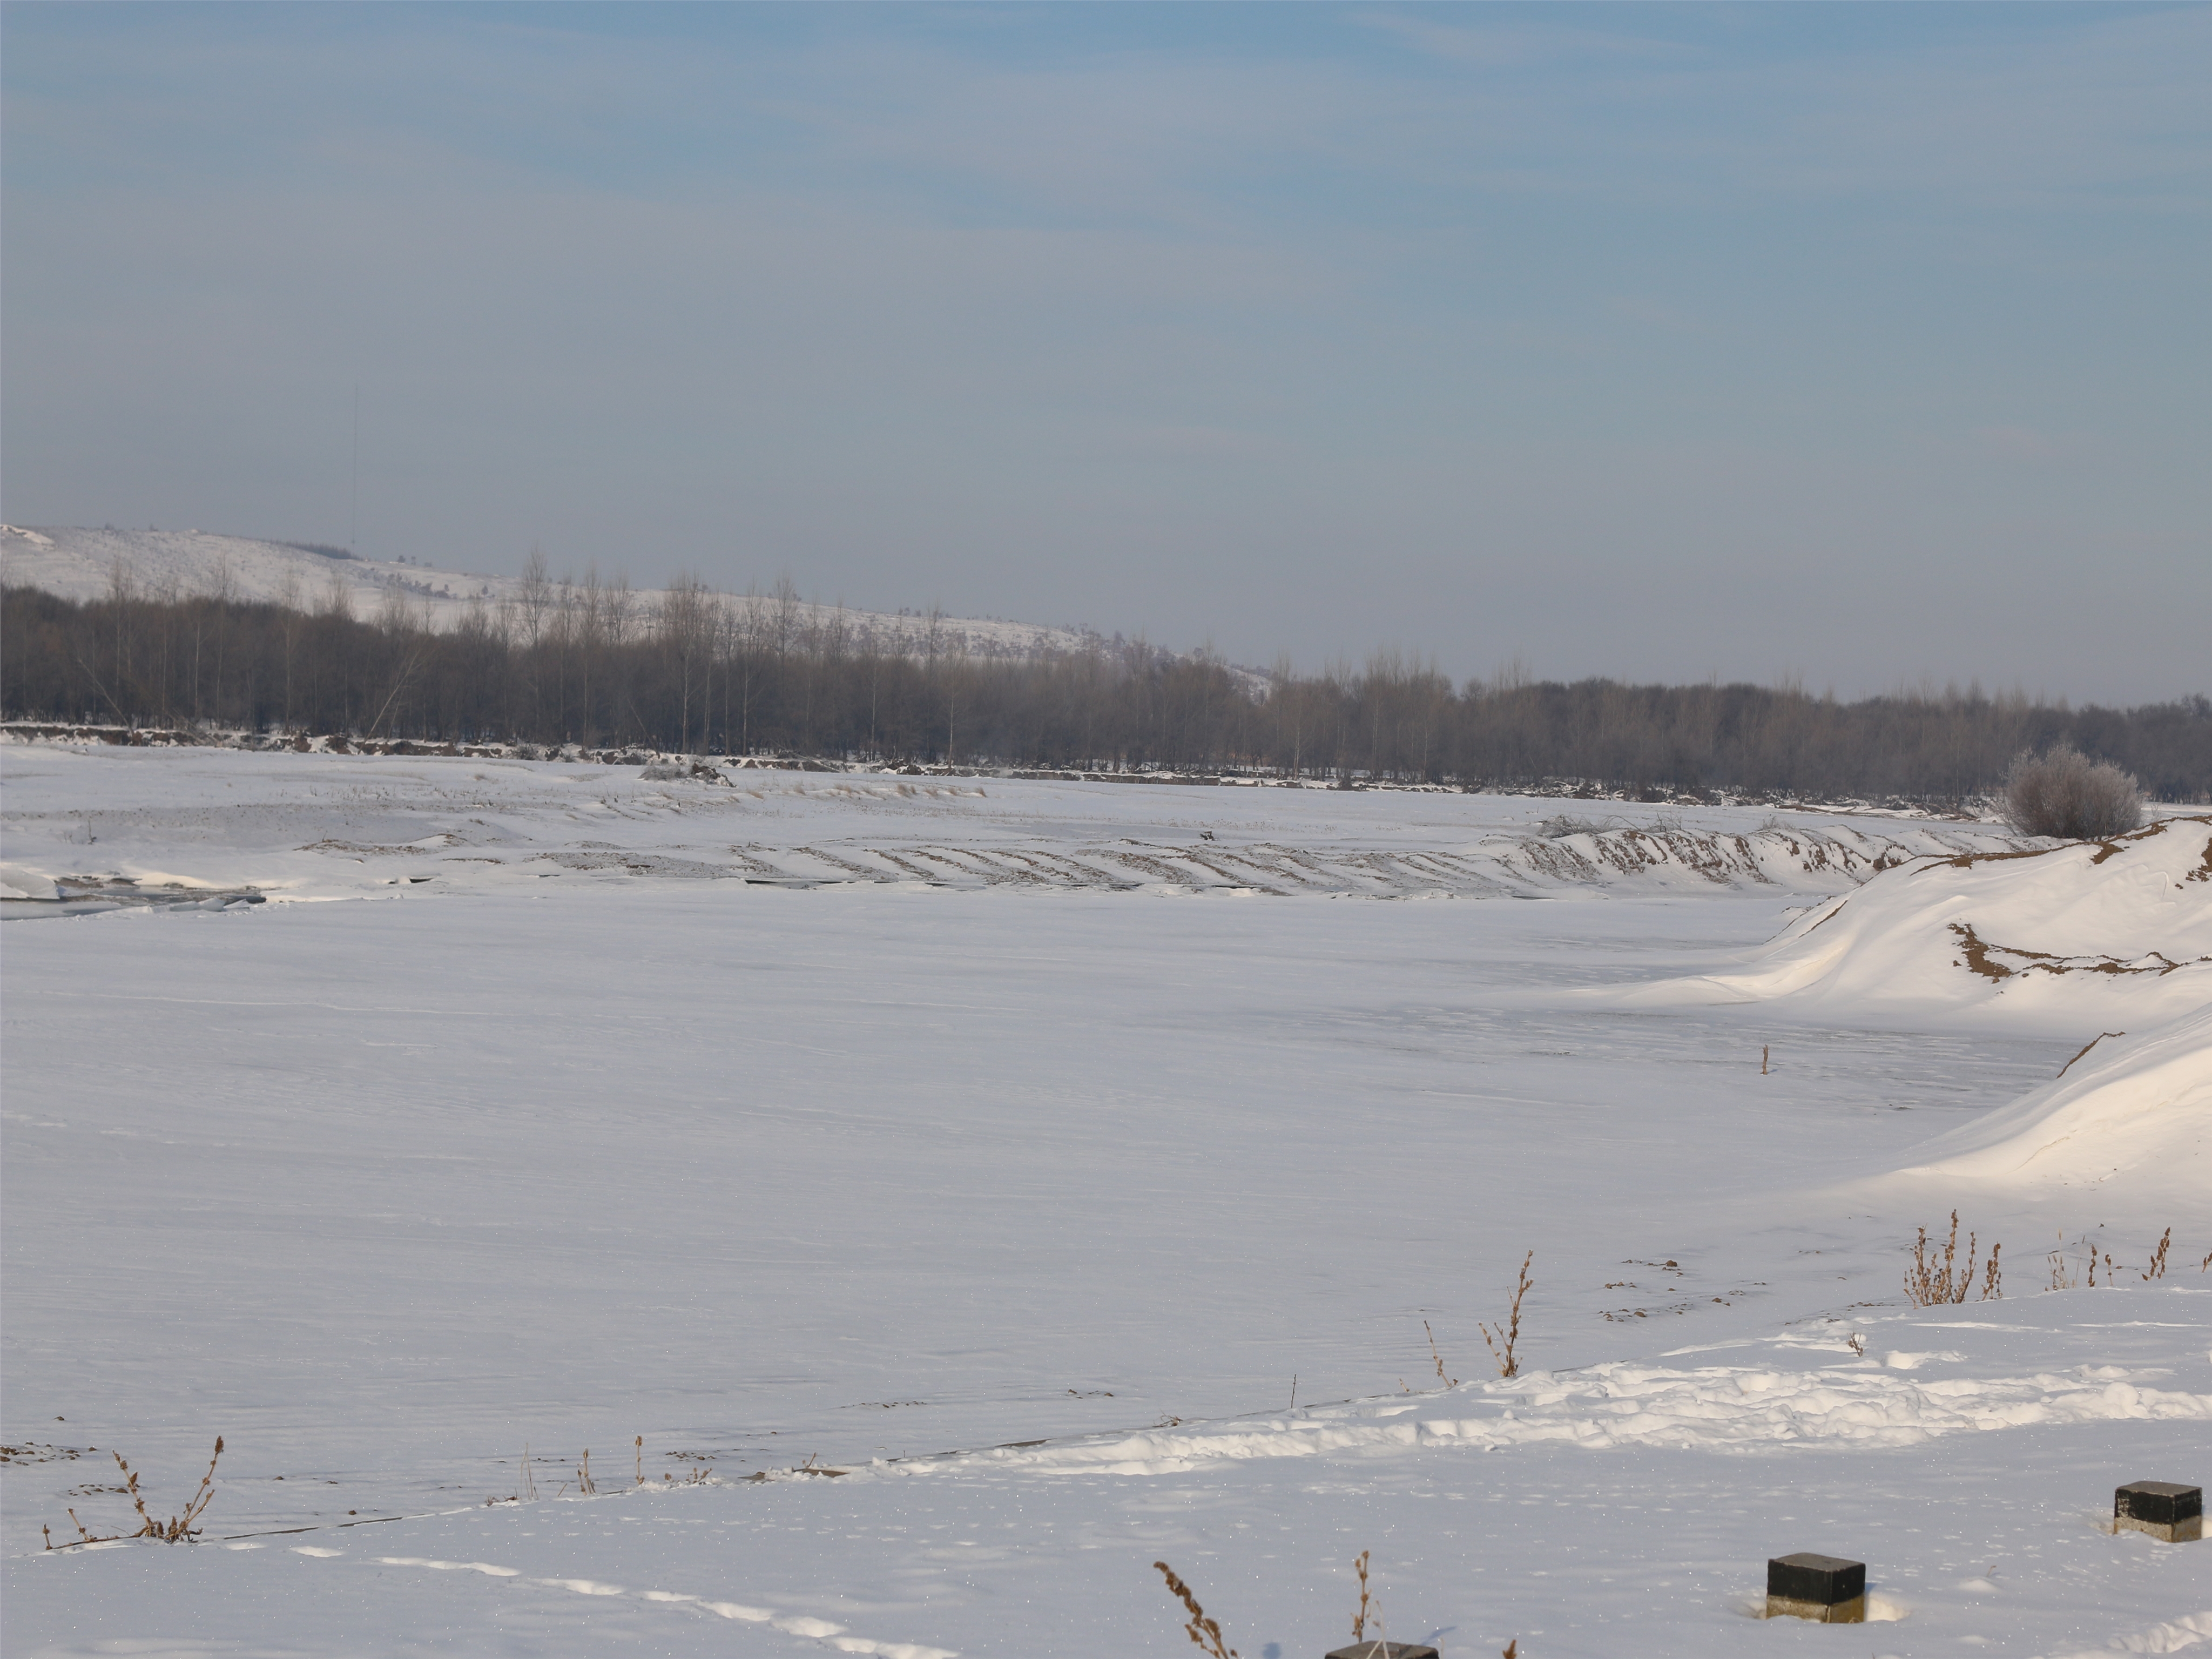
xmin=350 ymin=383 xmax=360 ymax=552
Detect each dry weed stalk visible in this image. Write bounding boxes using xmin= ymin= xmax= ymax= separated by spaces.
xmin=2048 ymin=1237 xmax=2079 ymax=1291
xmin=2045 ymin=1230 xmax=2166 ymax=1289
xmin=1480 ymin=1252 xmax=1534 ymax=1379
xmin=46 ymin=1438 xmax=224 ymax=1549
xmin=635 ymin=1435 xmax=644 ymax=1486
xmin=1904 ymin=1212 xmax=2001 ymax=1305
xmin=1154 ymin=1560 xmax=1238 ymax=1659
xmin=1351 ymin=1550 xmax=1372 ymax=1641
xmin=48 ymin=1507 xmax=108 ymax=1550
xmin=1424 ymin=1323 xmax=1458 ymax=1389
xmin=522 ymin=1444 xmax=537 ymax=1502
xmin=576 ymin=1449 xmax=596 ymax=1495
xmin=125 ymin=1438 xmax=222 ymax=1541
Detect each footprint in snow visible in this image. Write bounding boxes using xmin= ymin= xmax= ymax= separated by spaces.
xmin=377 ymin=1556 xmax=522 ymax=1577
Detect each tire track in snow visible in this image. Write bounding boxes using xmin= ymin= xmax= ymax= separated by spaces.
xmin=284 ymin=1546 xmax=956 ymax=1658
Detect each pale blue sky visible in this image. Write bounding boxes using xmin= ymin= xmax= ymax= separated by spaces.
xmin=4 ymin=3 xmax=2206 ymax=700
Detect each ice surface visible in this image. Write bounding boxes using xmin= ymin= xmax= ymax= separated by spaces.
xmin=3 ymin=746 xmax=2207 ymax=1657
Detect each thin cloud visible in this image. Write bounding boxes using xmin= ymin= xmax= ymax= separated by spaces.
xmin=3 ymin=6 xmax=2204 ymax=702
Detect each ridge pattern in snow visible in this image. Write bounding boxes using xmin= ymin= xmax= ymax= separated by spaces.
xmin=0 ymin=746 xmax=2017 ymax=905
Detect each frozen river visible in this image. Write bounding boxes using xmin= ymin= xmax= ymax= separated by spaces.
xmin=4 ymin=746 xmax=2205 ymax=1656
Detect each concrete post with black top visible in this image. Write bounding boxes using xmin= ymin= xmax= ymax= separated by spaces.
xmin=2116 ymin=1481 xmax=2203 ymax=1542
xmin=1326 ymin=1644 xmax=1440 ymax=1659
xmin=1765 ymin=1552 xmax=1866 ymax=1623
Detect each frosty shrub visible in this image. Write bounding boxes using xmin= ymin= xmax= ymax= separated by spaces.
xmin=2001 ymin=744 xmax=2142 ymax=840
xmin=1536 ymin=815 xmax=1605 ymax=840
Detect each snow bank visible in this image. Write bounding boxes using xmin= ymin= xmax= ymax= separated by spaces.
xmin=1890 ymin=1004 xmax=2212 ymax=1197
xmin=1610 ymin=817 xmax=2212 ymax=1027
xmin=0 ymin=861 xmax=60 ymax=900
xmin=1490 ymin=818 xmax=1934 ymax=893
xmin=0 ymin=742 xmax=2015 ymax=906
xmin=890 ymin=1337 xmax=2212 ymax=1479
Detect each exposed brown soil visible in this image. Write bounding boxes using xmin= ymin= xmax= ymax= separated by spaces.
xmin=1950 ymin=920 xmax=2201 ymax=982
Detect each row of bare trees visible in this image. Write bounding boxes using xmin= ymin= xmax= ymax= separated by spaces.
xmin=4 ymin=576 xmax=2208 ymax=801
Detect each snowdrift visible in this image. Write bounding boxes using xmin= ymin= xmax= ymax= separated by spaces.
xmin=0 ymin=861 xmax=60 ymax=900
xmin=1890 ymin=1004 xmax=2212 ymax=1197
xmin=1611 ymin=817 xmax=2212 ymax=1027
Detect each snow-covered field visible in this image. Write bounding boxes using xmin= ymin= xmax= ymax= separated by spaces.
xmin=3 ymin=745 xmax=2207 ymax=1657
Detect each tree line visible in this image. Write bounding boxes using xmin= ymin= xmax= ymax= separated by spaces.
xmin=4 ymin=576 xmax=2208 ymax=802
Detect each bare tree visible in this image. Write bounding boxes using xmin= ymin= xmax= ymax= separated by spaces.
xmin=6 ymin=572 xmax=2209 ymax=798
xmin=375 ymin=576 xmax=415 ymax=635
xmin=515 ymin=548 xmax=551 ymax=649
xmin=657 ymin=573 xmax=717 ymax=754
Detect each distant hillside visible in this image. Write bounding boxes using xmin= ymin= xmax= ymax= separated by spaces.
xmin=6 ymin=525 xmax=2207 ymax=798
xmin=0 ymin=523 xmax=1123 ymax=665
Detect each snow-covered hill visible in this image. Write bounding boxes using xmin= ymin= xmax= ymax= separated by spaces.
xmin=1612 ymin=816 xmax=2212 ymax=1028
xmin=0 ymin=523 xmax=1124 ymax=664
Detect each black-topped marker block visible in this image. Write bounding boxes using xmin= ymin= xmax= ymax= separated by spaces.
xmin=1765 ymin=1553 xmax=1866 ymax=1624
xmin=2116 ymin=1481 xmax=2203 ymax=1543
xmin=1325 ymin=1645 xmax=1440 ymax=1659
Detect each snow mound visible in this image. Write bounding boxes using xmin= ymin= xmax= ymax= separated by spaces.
xmin=1891 ymin=1004 xmax=2212 ymax=1195
xmin=2045 ymin=1611 xmax=2212 ymax=1659
xmin=1612 ymin=817 xmax=2212 ymax=1027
